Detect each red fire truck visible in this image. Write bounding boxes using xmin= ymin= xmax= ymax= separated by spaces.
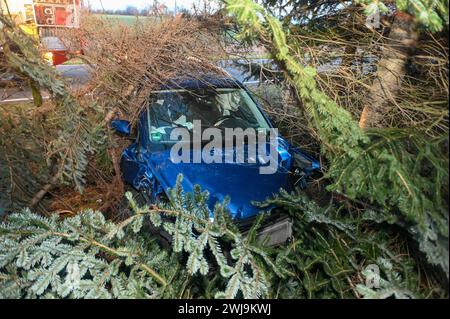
xmin=1 ymin=0 xmax=83 ymax=65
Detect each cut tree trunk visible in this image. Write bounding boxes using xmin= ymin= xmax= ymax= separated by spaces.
xmin=359 ymin=12 xmax=419 ymax=128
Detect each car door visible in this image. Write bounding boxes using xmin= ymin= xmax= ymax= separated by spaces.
xmin=120 ymin=109 xmax=151 ymax=190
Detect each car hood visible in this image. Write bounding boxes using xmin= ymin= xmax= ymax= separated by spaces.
xmin=143 ymin=139 xmax=295 ymax=219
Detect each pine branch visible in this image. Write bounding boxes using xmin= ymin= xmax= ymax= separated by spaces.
xmin=0 ymin=176 xmax=285 ymax=299
xmin=225 ymin=0 xmax=449 ymax=277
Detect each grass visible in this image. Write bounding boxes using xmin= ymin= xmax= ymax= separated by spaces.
xmin=62 ymin=57 xmax=85 ymax=65
xmin=94 ymin=14 xmax=153 ymax=26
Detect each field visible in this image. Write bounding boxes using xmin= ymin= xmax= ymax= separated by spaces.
xmin=95 ymin=14 xmax=153 ymax=26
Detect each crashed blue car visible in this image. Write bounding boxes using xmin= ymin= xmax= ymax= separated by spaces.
xmin=112 ymin=75 xmax=320 ymax=225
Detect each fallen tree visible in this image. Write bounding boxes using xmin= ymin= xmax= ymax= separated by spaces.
xmin=0 ymin=176 xmax=436 ymax=299
xmin=0 ymin=4 xmax=448 ymax=299
xmin=226 ymin=0 xmax=449 ymax=283
xmin=0 ymin=13 xmax=225 ymax=215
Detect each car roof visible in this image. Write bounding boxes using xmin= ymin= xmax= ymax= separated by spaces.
xmin=160 ymin=74 xmax=243 ymax=90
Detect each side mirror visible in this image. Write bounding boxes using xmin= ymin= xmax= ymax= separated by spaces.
xmin=111 ymin=119 xmax=131 ymax=136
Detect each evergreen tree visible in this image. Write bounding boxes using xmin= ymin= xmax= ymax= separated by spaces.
xmin=0 ymin=176 xmax=438 ymax=299
xmin=225 ymin=0 xmax=449 ymax=279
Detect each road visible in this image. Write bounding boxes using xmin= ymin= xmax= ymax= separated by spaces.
xmin=0 ymin=60 xmax=268 ymax=104
xmin=0 ymin=64 xmax=91 ymax=104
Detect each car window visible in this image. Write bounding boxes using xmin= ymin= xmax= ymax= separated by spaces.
xmin=147 ymin=88 xmax=270 ymax=144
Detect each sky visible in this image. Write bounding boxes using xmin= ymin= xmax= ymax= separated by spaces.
xmin=86 ymin=0 xmax=204 ymax=11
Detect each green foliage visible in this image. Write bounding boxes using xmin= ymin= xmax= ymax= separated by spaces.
xmin=0 ymin=103 xmax=50 ymax=213
xmin=0 ymin=176 xmax=284 ymax=299
xmin=226 ymin=0 xmax=449 ymax=278
xmin=0 ymin=209 xmax=170 ymax=298
xmin=226 ymin=0 xmax=369 ymax=157
xmin=136 ymin=175 xmax=287 ymax=298
xmin=0 ymin=1 xmax=447 ymax=300
xmin=1 ymin=176 xmax=443 ymax=299
xmin=0 ymin=179 xmax=432 ymax=298
xmin=357 ymin=0 xmax=449 ymax=32
xmin=258 ymin=189 xmax=426 ymax=299
xmin=356 ymin=258 xmax=418 ymax=299
xmin=328 ymin=130 xmax=449 ymax=276
xmin=0 ymin=16 xmax=106 ymax=193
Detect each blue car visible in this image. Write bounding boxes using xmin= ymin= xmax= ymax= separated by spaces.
xmin=112 ymin=75 xmax=320 ymax=230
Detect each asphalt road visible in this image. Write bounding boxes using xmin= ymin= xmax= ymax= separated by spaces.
xmin=0 ymin=60 xmax=266 ymax=104
xmin=0 ymin=64 xmax=91 ymax=104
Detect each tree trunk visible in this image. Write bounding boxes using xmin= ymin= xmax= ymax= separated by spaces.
xmin=29 ymin=79 xmax=43 ymax=107
xmin=359 ymin=12 xmax=419 ymax=128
